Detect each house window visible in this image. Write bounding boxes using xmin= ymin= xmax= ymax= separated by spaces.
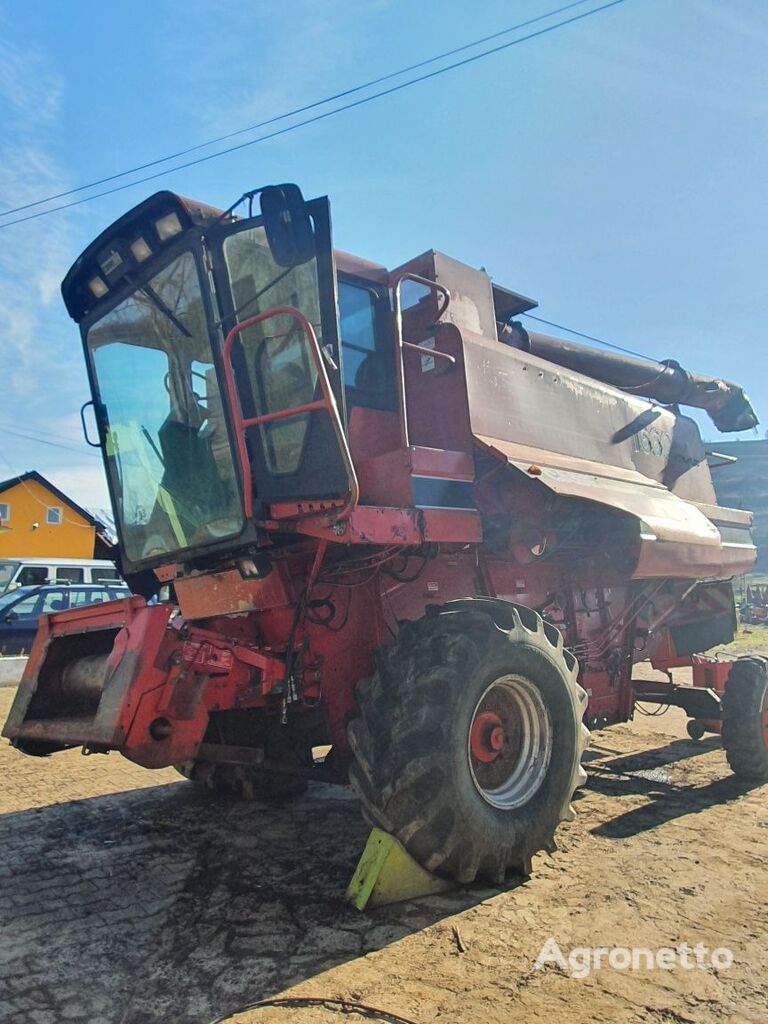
xmin=0 ymin=502 xmax=9 ymax=522
xmin=46 ymin=507 xmax=63 ymax=525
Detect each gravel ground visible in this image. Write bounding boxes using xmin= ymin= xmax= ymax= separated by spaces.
xmin=0 ymin=669 xmax=766 ymax=1024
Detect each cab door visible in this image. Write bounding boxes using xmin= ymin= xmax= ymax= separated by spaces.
xmin=206 ymin=196 xmax=357 ymax=516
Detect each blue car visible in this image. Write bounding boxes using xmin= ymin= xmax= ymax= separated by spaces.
xmin=0 ymin=583 xmax=130 ymax=655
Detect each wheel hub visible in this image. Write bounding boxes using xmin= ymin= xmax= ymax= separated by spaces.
xmin=470 ymin=711 xmax=506 ymax=762
xmin=468 ymin=674 xmax=553 ymax=810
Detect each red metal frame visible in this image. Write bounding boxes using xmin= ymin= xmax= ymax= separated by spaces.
xmin=688 ymin=656 xmax=731 ymax=736
xmin=221 ymin=306 xmax=359 ymax=520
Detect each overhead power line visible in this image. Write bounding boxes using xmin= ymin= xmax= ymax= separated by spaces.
xmin=521 ymin=312 xmax=657 ymax=361
xmin=0 ymin=0 xmax=631 ymax=231
xmin=0 ymin=420 xmax=90 ymax=445
xmin=0 ymin=0 xmax=610 ymax=221
xmin=0 ymin=424 xmax=100 ymax=457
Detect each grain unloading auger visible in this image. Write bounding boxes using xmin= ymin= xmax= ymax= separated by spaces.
xmin=5 ymin=184 xmax=766 ymax=883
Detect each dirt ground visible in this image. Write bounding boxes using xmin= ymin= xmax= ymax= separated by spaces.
xmin=0 ymin=646 xmax=766 ymax=1024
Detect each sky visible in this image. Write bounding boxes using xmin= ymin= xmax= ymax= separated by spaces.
xmin=0 ymin=0 xmax=765 ymax=508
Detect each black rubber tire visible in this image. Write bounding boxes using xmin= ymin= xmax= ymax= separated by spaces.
xmin=347 ymin=602 xmax=589 ymax=883
xmin=174 ymin=760 xmax=307 ymax=800
xmin=721 ymin=657 xmax=768 ymax=782
xmin=687 ymin=720 xmax=706 ymax=742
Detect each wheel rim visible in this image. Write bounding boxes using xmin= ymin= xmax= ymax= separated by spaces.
xmin=762 ymin=690 xmax=768 ymax=749
xmin=468 ymin=674 xmax=553 ymax=810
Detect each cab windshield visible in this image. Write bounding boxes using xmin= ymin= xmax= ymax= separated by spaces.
xmin=86 ymin=251 xmax=244 ymax=563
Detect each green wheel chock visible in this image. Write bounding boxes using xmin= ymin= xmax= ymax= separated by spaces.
xmin=346 ymin=827 xmax=454 ymax=910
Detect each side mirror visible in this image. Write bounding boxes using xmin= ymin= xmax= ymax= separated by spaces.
xmin=3 ymin=612 xmax=18 ymax=622
xmin=260 ymin=184 xmax=315 ymax=267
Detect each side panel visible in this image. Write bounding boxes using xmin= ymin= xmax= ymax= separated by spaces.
xmin=462 ymin=328 xmax=719 ymax=503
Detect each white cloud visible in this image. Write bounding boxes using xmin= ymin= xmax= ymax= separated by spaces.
xmin=0 ymin=36 xmax=77 ymax=405
xmin=0 ymin=37 xmax=62 ymax=124
xmin=173 ymin=0 xmax=395 ymax=138
xmin=44 ymin=463 xmax=110 ymax=509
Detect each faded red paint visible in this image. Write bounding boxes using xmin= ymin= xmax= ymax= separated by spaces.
xmin=3 ymin=193 xmax=758 ymax=776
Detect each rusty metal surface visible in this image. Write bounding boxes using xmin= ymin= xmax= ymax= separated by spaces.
xmin=520 ymin=329 xmax=758 ymax=433
xmin=475 ymin=433 xmax=756 ymax=579
xmin=457 ymin=324 xmax=755 ymax=578
xmin=61 ymin=653 xmax=110 ymax=705
xmin=293 ymin=505 xmax=482 ymax=545
xmin=195 ymin=742 xmax=265 ymax=765
xmin=1 ymin=596 xmax=148 ymax=742
xmin=463 ymin=329 xmax=718 ymax=501
xmin=175 ymin=564 xmax=291 ymax=620
xmin=390 ymin=250 xmax=499 ymax=339
xmin=334 ymin=248 xmax=389 ymax=285
xmin=475 ymin=434 xmax=721 ymax=546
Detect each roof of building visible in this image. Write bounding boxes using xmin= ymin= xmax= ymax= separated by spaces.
xmin=0 ymin=470 xmax=102 ymax=531
xmin=705 ymin=438 xmax=768 ymax=459
xmin=86 ymin=507 xmax=117 ymax=545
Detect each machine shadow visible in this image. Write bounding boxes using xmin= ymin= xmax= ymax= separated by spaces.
xmin=590 ymin=774 xmax=759 ymax=839
xmin=584 ymin=734 xmax=722 ymax=774
xmin=0 ymin=778 xmax=505 ymax=1024
xmin=586 ymin=738 xmax=762 ymax=840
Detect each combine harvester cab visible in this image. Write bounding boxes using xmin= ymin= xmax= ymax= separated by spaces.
xmin=4 ymin=183 xmax=766 ymax=884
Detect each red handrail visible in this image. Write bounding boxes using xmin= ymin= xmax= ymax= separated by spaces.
xmin=222 ymin=306 xmax=359 ymax=521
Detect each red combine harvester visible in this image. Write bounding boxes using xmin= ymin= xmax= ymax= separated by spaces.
xmin=5 ymin=185 xmax=767 ymax=882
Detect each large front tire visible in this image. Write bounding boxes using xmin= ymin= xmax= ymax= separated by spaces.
xmin=722 ymin=657 xmax=768 ymax=781
xmin=348 ymin=603 xmax=589 ymax=883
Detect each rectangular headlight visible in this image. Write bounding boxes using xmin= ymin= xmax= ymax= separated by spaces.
xmin=130 ymin=236 xmax=152 ymax=262
xmin=155 ymin=212 xmax=183 ymax=240
xmin=88 ymin=276 xmax=109 ymax=298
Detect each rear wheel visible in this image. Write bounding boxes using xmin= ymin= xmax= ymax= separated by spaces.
xmin=722 ymin=657 xmax=768 ymax=781
xmin=348 ymin=602 xmax=589 ymax=883
xmin=687 ymin=720 xmax=706 ymax=742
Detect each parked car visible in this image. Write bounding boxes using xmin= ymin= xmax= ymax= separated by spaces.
xmin=0 ymin=583 xmax=130 ymax=655
xmin=0 ymin=558 xmax=125 ymax=594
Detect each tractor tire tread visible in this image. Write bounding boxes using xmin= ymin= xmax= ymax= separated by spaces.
xmin=348 ymin=602 xmax=589 ymax=883
xmin=722 ymin=656 xmax=768 ymax=781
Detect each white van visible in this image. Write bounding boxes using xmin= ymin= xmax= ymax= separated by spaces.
xmin=0 ymin=557 xmax=125 ymax=594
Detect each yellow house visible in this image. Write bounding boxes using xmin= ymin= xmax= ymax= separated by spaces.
xmin=0 ymin=471 xmax=104 ymax=559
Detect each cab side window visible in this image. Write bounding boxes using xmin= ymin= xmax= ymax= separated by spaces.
xmin=339 ymin=280 xmax=394 ymax=414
